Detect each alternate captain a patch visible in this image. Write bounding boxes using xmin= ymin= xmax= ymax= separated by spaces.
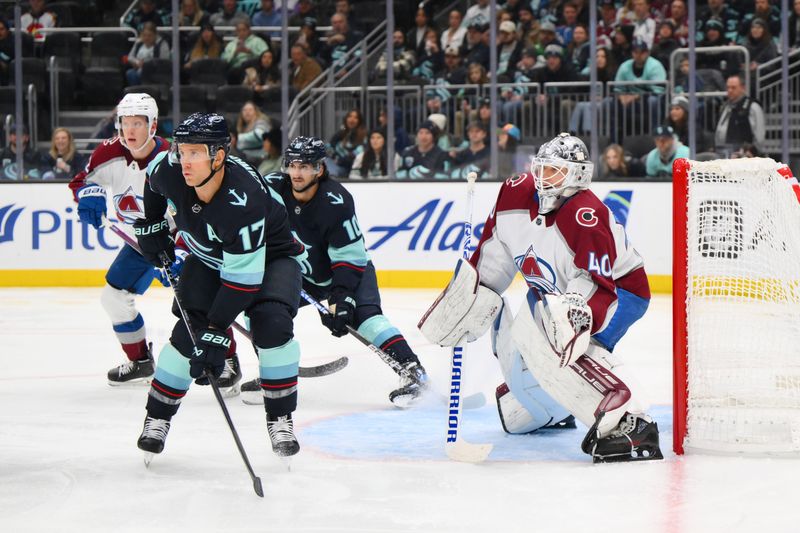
xmin=514 ymin=245 xmax=558 ymax=293
xmin=114 ymin=185 xmax=144 ymax=223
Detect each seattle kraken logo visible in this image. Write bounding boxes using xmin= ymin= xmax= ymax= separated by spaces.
xmin=228 ymin=188 xmax=248 ymax=207
xmin=514 ymin=245 xmax=558 ymax=294
xmin=291 ymin=231 xmax=313 ymax=276
xmin=0 ymin=204 xmax=24 ymax=244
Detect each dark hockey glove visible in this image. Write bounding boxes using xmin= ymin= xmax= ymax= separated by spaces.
xmin=191 ymin=328 xmax=231 ymax=384
xmin=133 ymin=218 xmax=175 ymax=267
xmin=321 ymin=291 xmax=356 ymax=337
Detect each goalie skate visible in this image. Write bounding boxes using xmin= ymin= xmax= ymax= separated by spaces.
xmin=583 ymin=413 xmax=664 ymax=463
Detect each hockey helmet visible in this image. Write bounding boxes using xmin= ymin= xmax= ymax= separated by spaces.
xmin=172 ymin=112 xmax=231 ymax=159
xmin=116 ymin=93 xmax=158 ymax=152
xmin=282 ymin=136 xmax=326 ymax=170
xmin=530 ymin=132 xmax=593 ymax=214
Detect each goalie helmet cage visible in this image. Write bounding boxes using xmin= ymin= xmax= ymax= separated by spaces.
xmin=673 ymin=157 xmax=800 ymax=456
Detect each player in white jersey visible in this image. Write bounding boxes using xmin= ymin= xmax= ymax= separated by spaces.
xmin=420 ymin=133 xmax=663 ymax=462
xmin=68 ymin=95 xmax=241 ymax=392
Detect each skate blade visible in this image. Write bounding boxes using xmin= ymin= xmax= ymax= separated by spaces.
xmin=390 ymin=392 xmax=421 ymax=409
xmin=241 ymin=390 xmax=263 ymax=405
xmin=143 ymin=452 xmax=154 ymax=468
xmin=592 ymin=448 xmax=664 ymax=463
xmin=219 ymin=383 xmax=241 ymax=398
xmin=280 ymin=456 xmax=292 ymax=472
xmin=108 ymin=377 xmax=153 ymax=387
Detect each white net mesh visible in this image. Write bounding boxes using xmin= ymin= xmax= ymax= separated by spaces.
xmin=684 ymin=158 xmax=800 ymax=455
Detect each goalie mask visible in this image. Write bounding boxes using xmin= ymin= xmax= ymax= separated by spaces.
xmin=530 ymin=133 xmax=593 ymax=214
xmin=116 ymin=93 xmax=159 ymax=153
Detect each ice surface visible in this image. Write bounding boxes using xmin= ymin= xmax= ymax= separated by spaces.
xmin=1 ymin=287 xmax=798 ymax=532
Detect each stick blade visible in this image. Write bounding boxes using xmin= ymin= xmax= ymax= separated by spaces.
xmin=461 ymin=392 xmax=486 ymax=410
xmin=446 ymin=440 xmax=493 ymax=463
xmin=298 ymin=356 xmax=349 ymax=378
xmin=253 ymin=476 xmax=264 ymax=498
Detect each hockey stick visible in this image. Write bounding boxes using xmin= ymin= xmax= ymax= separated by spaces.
xmin=299 ymin=289 xmax=486 ymax=409
xmin=158 ymin=252 xmax=264 ymax=498
xmin=228 ymin=320 xmax=348 ymax=378
xmin=445 ymin=172 xmax=493 ymax=463
xmin=104 ymin=222 xmax=348 ymax=378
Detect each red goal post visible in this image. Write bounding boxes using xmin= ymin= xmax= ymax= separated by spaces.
xmin=673 ymin=157 xmax=800 ymax=455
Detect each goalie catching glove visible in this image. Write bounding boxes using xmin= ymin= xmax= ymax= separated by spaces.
xmin=418 ymin=258 xmax=502 ymax=346
xmin=536 ymin=292 xmax=592 ymax=368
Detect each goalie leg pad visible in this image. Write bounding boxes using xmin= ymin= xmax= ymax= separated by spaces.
xmin=510 ymin=292 xmax=641 ymax=437
xmin=418 ymin=258 xmax=502 ymax=346
xmin=492 ymin=300 xmax=571 ymax=433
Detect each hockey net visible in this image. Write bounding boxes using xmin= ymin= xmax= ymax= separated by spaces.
xmin=673 ymin=157 xmax=800 ymax=455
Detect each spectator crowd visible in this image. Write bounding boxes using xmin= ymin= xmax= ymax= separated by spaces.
xmin=1 ymin=0 xmax=799 ymax=180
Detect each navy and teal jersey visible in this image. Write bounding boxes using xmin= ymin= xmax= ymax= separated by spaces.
xmin=143 ymin=152 xmax=299 ymax=328
xmin=261 ymin=171 xmax=370 ymax=294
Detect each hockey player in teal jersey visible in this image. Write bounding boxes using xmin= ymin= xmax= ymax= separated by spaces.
xmin=241 ymin=136 xmax=429 ymax=407
xmin=133 ymin=113 xmax=303 ymax=459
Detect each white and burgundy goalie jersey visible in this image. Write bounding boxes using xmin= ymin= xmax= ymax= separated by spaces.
xmin=68 ymin=136 xmax=170 ymax=237
xmin=470 ymin=172 xmax=650 ymax=351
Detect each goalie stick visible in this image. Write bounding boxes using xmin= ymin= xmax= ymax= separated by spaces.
xmin=299 ymin=289 xmax=486 ymax=410
xmin=444 ymin=172 xmax=493 ymax=463
xmin=104 ymin=222 xmax=348 ymax=378
xmin=158 ymin=252 xmax=264 ymax=498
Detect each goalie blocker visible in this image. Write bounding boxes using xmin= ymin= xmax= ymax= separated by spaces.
xmin=420 ymin=259 xmax=662 ymax=463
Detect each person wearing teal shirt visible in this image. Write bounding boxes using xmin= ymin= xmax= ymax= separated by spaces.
xmin=645 ymin=125 xmax=690 ymax=178
xmin=221 ymin=20 xmax=269 ymax=70
xmin=611 ymin=37 xmax=667 ymax=142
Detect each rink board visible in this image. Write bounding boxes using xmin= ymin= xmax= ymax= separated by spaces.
xmin=0 ymin=181 xmax=671 ymax=292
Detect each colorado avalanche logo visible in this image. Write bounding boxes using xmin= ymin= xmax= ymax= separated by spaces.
xmin=113 ymin=185 xmax=144 ymax=224
xmin=576 ymin=207 xmax=598 ymax=228
xmin=514 ymin=245 xmax=558 ymax=293
xmin=505 ymin=173 xmax=528 ymax=187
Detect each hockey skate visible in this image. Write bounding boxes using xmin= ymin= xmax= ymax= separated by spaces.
xmin=137 ymin=415 xmax=171 ymax=467
xmin=582 ymin=412 xmax=664 ymax=463
xmin=217 ymin=355 xmax=243 ymax=398
xmin=108 ymin=345 xmax=154 ymax=386
xmin=240 ymin=378 xmax=262 ymax=405
xmin=389 ymin=360 xmax=429 ymax=408
xmin=267 ymin=413 xmax=300 ymax=467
